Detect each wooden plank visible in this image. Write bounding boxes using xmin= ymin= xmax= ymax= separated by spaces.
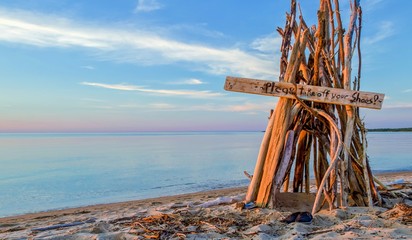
xmin=224 ymin=76 xmax=385 ymax=109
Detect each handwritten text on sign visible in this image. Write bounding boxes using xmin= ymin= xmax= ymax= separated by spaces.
xmin=224 ymin=76 xmax=385 ymax=109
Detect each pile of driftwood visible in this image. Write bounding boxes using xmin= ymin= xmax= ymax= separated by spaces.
xmin=245 ymin=0 xmax=381 ymax=214
xmin=127 ymin=209 xmax=269 ymax=239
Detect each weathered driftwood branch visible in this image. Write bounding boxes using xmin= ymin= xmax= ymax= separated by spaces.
xmin=279 ymin=0 xmax=297 ymax=82
xmin=312 ymin=109 xmax=343 ymax=214
xmin=255 ymin=20 xmax=308 ymax=206
xmin=340 ymin=0 xmax=360 ymax=209
xmin=271 ymin=130 xmax=295 ymax=207
xmin=245 ymin=112 xmax=275 ymax=202
xmin=361 ymin=125 xmax=373 ymax=207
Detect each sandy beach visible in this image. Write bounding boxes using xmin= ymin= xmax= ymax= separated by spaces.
xmin=0 ymin=171 xmax=411 ymax=239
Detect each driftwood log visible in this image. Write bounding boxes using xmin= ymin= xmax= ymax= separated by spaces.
xmin=245 ymin=0 xmax=381 ymax=214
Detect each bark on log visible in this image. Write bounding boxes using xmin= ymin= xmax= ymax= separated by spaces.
xmin=245 ymin=112 xmax=275 ymax=202
xmin=255 ymin=98 xmax=294 ymax=206
xmin=271 ymin=130 xmax=295 ymax=207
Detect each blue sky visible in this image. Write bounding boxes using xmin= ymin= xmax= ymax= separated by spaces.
xmin=0 ymin=0 xmax=411 ymax=132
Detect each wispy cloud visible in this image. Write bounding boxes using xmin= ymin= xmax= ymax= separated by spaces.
xmin=81 ymin=65 xmax=95 ymax=70
xmin=363 ymin=21 xmax=395 ymax=45
xmin=156 ymin=101 xmax=274 ymax=113
xmin=382 ymin=102 xmax=412 ymax=109
xmin=167 ymin=23 xmax=226 ymax=39
xmin=81 ymin=96 xmax=275 ymax=114
xmin=165 ymin=101 xmax=275 ymax=113
xmin=403 ymin=89 xmax=412 ymax=93
xmin=0 ymin=8 xmax=276 ymax=79
xmin=84 ymin=103 xmax=177 ymax=111
xmin=379 ymin=96 xmax=412 ymax=109
xmin=250 ymin=33 xmax=282 ymax=54
xmin=170 ymin=78 xmax=206 ymax=85
xmin=362 ymin=0 xmax=384 ymax=12
xmin=135 ymin=0 xmax=164 ymax=13
xmin=80 ymin=82 xmax=223 ymax=98
xmin=81 ymin=82 xmax=142 ymax=91
xmin=149 ymin=103 xmax=176 ymax=109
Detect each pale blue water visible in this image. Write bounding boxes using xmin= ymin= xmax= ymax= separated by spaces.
xmin=0 ymin=132 xmax=411 ymax=217
xmin=366 ymin=132 xmax=412 ymax=172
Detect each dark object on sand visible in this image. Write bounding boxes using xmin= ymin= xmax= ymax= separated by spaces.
xmin=295 ymin=212 xmax=313 ymax=223
xmin=281 ymin=212 xmax=301 ymax=224
xmin=244 ymin=202 xmax=257 ymax=209
xmin=281 ymin=212 xmax=313 ymax=224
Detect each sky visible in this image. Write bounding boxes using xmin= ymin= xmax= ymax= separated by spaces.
xmin=0 ymin=0 xmax=411 ymax=132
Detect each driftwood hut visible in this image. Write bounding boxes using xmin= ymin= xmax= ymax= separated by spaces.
xmin=226 ymin=0 xmax=385 ymax=214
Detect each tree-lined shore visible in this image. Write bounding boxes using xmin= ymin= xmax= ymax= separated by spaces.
xmin=368 ymin=128 xmax=412 ymax=132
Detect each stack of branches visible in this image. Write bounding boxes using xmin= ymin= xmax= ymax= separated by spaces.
xmin=246 ymin=0 xmax=382 ymax=214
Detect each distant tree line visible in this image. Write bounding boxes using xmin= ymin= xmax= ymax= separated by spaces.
xmin=367 ymin=128 xmax=412 ymax=132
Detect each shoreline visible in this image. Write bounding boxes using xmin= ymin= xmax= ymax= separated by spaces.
xmin=0 ymin=171 xmax=412 ymax=240
xmin=1 ymin=170 xmax=411 ymax=239
xmin=374 ymin=170 xmax=412 ymax=177
xmin=1 ymin=170 xmax=411 ymax=221
xmin=0 ymin=186 xmax=248 ymax=221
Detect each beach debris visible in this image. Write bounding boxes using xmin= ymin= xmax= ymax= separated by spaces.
xmin=31 ymin=218 xmax=96 ymax=232
xmin=378 ymin=179 xmax=411 ymax=192
xmin=193 ymin=195 xmax=243 ymax=208
xmin=244 ymin=170 xmax=253 ymax=180
xmin=3 ymin=190 xmax=412 ymax=240
xmin=126 ymin=206 xmax=272 ymax=239
xmin=378 ymin=180 xmax=412 ymax=208
xmin=0 ymin=226 xmax=25 ymax=234
xmin=168 ymin=202 xmax=188 ymax=209
xmin=388 ymin=179 xmax=405 ymax=185
xmin=234 ymin=201 xmax=257 ymax=210
xmin=234 ymin=201 xmax=245 ymax=210
xmin=380 ymin=203 xmax=412 ymax=225
xmin=108 ymin=215 xmax=140 ymax=225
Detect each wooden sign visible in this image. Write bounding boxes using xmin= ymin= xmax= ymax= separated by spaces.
xmin=225 ymin=76 xmax=385 ymax=109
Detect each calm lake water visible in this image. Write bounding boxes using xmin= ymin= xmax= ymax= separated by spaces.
xmin=0 ymin=132 xmax=411 ymax=217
